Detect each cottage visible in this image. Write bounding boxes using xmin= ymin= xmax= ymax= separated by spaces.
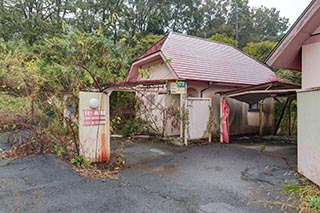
xmin=127 ymin=32 xmax=280 ymax=142
xmin=266 ymin=0 xmax=320 ymax=185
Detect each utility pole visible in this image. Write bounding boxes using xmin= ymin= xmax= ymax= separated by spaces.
xmin=235 ymin=1 xmax=239 ymax=45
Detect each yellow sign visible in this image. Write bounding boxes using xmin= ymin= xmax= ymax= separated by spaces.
xmin=170 ymin=81 xmax=187 ymax=94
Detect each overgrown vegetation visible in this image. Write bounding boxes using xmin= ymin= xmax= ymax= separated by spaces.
xmin=0 ymin=0 xmax=301 ymax=171
xmin=0 ymin=29 xmax=129 ymax=167
xmin=283 ymin=178 xmax=320 ymax=212
xmin=120 ymin=118 xmax=146 ymax=137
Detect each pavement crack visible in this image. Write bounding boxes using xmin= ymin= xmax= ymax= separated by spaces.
xmin=117 ymin=179 xmax=199 ymax=212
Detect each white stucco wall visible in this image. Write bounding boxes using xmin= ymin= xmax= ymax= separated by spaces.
xmin=138 ymin=59 xmax=176 ymax=81
xmin=297 ymin=89 xmax=320 ymax=186
xmin=302 ymin=42 xmax=320 ymax=89
xmin=299 ymin=35 xmax=320 ymax=186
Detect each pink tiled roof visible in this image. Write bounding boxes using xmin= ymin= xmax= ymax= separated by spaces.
xmin=137 ymin=35 xmax=167 ymax=60
xmin=128 ymin=32 xmax=279 ymax=85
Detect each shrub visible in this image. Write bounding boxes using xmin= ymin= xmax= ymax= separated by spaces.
xmin=120 ymin=118 xmax=146 ymax=137
xmin=309 ymin=197 xmax=320 ymax=211
xmin=71 ymin=155 xmax=90 ymax=167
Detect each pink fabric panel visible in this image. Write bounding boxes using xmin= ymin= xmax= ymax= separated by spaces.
xmin=222 ymin=99 xmax=230 ymax=143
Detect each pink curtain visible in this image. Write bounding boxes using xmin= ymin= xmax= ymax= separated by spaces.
xmin=222 ymin=99 xmax=230 ymax=143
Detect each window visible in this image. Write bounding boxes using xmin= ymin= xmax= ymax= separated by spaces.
xmin=249 ymin=103 xmax=260 ymax=111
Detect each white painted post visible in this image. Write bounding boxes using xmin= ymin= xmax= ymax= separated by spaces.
xmin=180 ymin=93 xmax=184 ymax=140
xmin=180 ymin=93 xmax=188 ymax=146
xmin=104 ymin=88 xmax=113 ymax=162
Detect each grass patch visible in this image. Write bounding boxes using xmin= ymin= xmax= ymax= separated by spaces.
xmin=0 ymin=93 xmax=32 ymax=128
xmin=309 ymin=197 xmax=320 ymax=212
xmin=283 ymin=178 xmax=320 ymax=212
xmin=282 ymin=185 xmax=303 ymax=193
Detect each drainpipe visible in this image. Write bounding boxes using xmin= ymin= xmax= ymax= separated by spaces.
xmin=200 ymin=82 xmax=212 ymax=97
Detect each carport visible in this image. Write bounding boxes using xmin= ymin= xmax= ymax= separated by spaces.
xmin=218 ymin=81 xmax=301 ymax=143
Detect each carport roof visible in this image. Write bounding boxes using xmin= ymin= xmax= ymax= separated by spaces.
xmin=218 ymin=81 xmax=301 ymax=104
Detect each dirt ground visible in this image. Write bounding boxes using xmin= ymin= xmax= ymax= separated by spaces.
xmin=0 ymin=133 xmax=300 ymax=212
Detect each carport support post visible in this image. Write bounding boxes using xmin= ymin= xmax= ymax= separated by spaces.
xmin=103 ymin=88 xmax=113 ymax=163
xmin=259 ymin=101 xmax=264 ymax=137
xmin=274 ymin=98 xmax=289 ymax=135
xmin=288 ymin=99 xmax=292 ymax=136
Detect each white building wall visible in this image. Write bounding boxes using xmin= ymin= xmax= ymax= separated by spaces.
xmin=299 ymin=40 xmax=320 ymax=185
xmin=297 ymin=89 xmax=320 ymax=186
xmin=302 ymin=42 xmax=320 ymax=89
xmin=138 ymin=59 xmax=176 ymax=81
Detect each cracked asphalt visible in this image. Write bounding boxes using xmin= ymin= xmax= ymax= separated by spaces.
xmin=0 ymin=136 xmax=299 ymax=213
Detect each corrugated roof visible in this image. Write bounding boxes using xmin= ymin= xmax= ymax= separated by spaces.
xmin=128 ymin=32 xmax=279 ymax=85
xmin=217 ymin=81 xmax=301 ymax=104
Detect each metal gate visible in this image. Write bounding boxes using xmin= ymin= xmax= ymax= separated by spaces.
xmin=187 ymin=98 xmax=211 ymax=140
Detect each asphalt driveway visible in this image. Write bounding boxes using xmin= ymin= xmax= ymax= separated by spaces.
xmin=0 ymin=136 xmax=299 ymax=212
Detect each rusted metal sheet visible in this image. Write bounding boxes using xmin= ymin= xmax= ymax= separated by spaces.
xmin=79 ymin=92 xmax=110 ymax=163
xmin=297 ymin=88 xmax=320 ymax=186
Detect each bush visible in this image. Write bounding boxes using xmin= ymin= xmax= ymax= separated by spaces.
xmin=71 ymin=155 xmax=90 ymax=167
xmin=120 ymin=118 xmax=146 ymax=137
xmin=309 ymin=197 xmax=320 ymax=211
xmin=0 ymin=93 xmax=32 ymax=127
xmin=110 ymin=91 xmax=138 ymax=134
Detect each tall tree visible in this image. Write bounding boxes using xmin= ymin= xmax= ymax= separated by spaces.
xmin=243 ymin=41 xmax=277 ymax=62
xmin=202 ymin=0 xmax=230 ymax=37
xmin=226 ymin=0 xmax=253 ymax=47
xmin=209 ymin=33 xmax=237 ymax=46
xmin=251 ymin=6 xmax=289 ymax=42
xmin=0 ymin=0 xmax=73 ymax=44
xmin=168 ymin=0 xmax=204 ymax=35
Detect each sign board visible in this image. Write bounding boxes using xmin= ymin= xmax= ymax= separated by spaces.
xmin=169 ymin=81 xmax=187 ymax=94
xmin=83 ymin=110 xmax=106 ymax=126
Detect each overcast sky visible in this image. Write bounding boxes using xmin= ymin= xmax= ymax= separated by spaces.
xmin=248 ymin=0 xmax=312 ymax=24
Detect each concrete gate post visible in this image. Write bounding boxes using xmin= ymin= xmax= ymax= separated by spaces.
xmin=79 ymin=91 xmax=111 ymax=163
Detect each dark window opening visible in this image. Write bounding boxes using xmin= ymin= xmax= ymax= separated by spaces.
xmin=249 ymin=103 xmax=261 ymax=112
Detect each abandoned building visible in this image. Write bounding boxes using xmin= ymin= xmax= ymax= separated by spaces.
xmin=126 ymin=32 xmax=288 ymax=141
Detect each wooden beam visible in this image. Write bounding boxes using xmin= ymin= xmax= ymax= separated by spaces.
xmin=259 ymin=101 xmax=263 ymax=136
xmin=226 ymin=89 xmax=298 ymax=98
xmin=274 ymin=98 xmax=290 ymax=135
xmin=288 ymin=99 xmax=292 ymax=135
